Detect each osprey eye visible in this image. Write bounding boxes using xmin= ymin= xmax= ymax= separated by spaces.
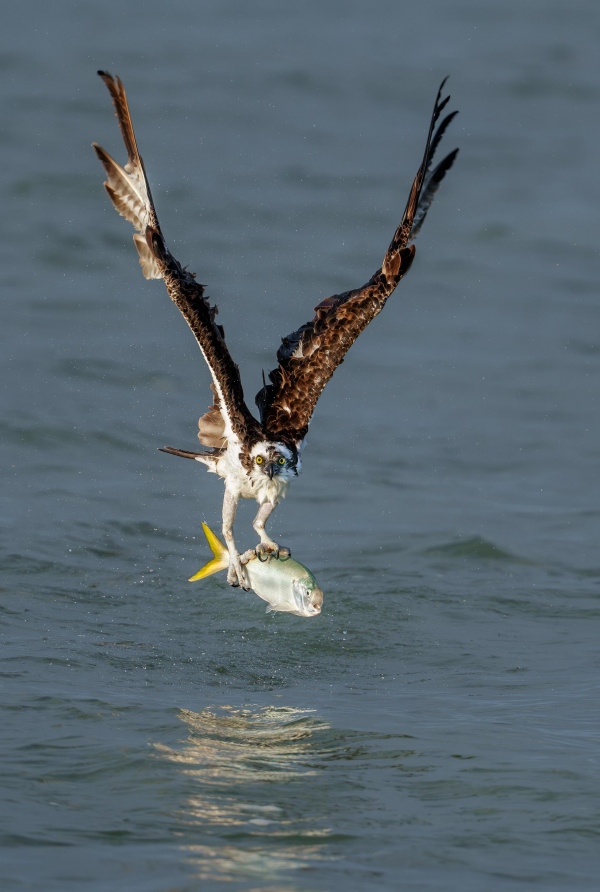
xmin=278 ymin=457 xmax=286 ymax=465
xmin=255 ymin=456 xmax=263 ymax=464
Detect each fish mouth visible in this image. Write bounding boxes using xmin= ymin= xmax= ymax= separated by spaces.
xmin=309 ymin=587 xmax=323 ymax=614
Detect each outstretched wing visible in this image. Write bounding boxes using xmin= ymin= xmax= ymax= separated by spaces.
xmin=256 ymin=79 xmax=459 ymax=443
xmin=93 ymin=71 xmax=261 ymax=448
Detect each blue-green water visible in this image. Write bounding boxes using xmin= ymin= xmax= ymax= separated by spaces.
xmin=2 ymin=1 xmax=600 ymax=889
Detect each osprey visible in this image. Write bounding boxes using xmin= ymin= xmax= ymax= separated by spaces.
xmin=93 ymin=71 xmax=458 ymax=588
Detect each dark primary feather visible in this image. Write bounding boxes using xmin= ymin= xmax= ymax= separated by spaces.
xmin=427 ymin=109 xmax=458 ymax=173
xmin=93 ymin=71 xmax=261 ymax=448
xmin=256 ymin=79 xmax=459 ymax=442
xmin=410 ymin=146 xmax=459 ymax=239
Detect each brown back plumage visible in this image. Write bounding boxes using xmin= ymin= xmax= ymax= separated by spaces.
xmin=255 ymin=79 xmax=458 ymax=442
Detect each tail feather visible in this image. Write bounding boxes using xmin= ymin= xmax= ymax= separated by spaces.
xmin=160 ymin=446 xmax=204 ymax=460
xmin=189 ymin=522 xmax=229 ymax=581
xmin=159 ymin=446 xmax=222 ymax=461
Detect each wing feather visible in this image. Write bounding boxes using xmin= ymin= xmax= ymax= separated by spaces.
xmin=93 ymin=71 xmax=260 ymax=447
xmin=256 ymin=79 xmax=459 ymax=441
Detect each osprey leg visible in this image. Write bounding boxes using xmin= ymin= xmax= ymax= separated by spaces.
xmin=252 ymin=501 xmax=291 ymax=560
xmin=222 ymin=488 xmax=250 ymax=589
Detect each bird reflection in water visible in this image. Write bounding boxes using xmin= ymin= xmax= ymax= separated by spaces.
xmin=154 ymin=705 xmax=336 ymax=885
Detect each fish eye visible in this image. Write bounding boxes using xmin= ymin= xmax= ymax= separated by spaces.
xmin=278 ymin=457 xmax=286 ymax=465
xmin=255 ymin=456 xmax=263 ymax=464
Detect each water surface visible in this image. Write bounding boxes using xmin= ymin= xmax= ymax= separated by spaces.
xmin=2 ymin=1 xmax=600 ymax=889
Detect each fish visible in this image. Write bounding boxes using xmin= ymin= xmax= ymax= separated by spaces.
xmin=190 ymin=522 xmax=323 ymax=617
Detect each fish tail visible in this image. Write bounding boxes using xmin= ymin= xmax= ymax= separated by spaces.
xmin=188 ymin=522 xmax=229 ymax=581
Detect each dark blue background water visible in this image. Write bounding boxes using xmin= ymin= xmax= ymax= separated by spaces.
xmin=2 ymin=1 xmax=600 ymax=889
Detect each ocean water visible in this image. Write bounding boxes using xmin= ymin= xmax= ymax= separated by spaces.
xmin=2 ymin=1 xmax=600 ymax=889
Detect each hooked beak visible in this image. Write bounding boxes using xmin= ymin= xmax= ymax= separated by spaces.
xmin=265 ymin=460 xmax=277 ymax=479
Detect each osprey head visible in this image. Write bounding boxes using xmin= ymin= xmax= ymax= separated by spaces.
xmin=248 ymin=441 xmax=300 ymax=484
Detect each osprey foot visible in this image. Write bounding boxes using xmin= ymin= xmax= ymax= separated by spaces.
xmin=256 ymin=542 xmax=291 ymax=562
xmin=239 ymin=548 xmax=257 ymax=565
xmin=227 ymin=552 xmax=251 ymax=590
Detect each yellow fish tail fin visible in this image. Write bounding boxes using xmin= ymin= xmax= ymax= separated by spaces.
xmin=188 ymin=522 xmax=229 ymax=582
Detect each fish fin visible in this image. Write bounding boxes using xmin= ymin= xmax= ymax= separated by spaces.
xmin=189 ymin=522 xmax=229 ymax=581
